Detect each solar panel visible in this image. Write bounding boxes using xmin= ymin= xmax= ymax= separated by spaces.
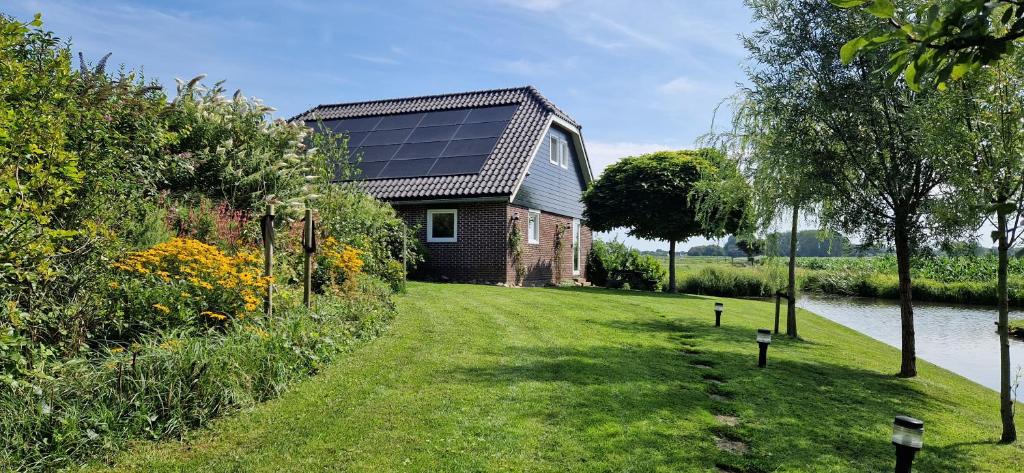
xmin=319 ymin=103 xmax=518 ymax=180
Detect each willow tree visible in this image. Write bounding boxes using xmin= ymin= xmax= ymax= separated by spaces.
xmin=709 ymin=90 xmax=827 ymax=338
xmin=740 ymin=0 xmax=960 ymax=377
xmin=581 ymin=149 xmax=749 ymax=292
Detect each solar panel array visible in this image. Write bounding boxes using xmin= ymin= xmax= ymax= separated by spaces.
xmin=318 ymin=104 xmax=518 ymax=180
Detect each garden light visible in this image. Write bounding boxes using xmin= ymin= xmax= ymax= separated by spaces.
xmin=714 ymin=302 xmax=724 ymax=327
xmin=892 ymin=415 xmax=924 ymax=473
xmin=756 ymin=328 xmax=771 ymax=368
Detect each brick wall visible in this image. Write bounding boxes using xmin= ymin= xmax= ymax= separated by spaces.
xmin=394 ymin=201 xmax=509 ymax=283
xmin=506 ymin=205 xmax=592 ymax=286
xmin=394 ymin=201 xmax=591 ymax=285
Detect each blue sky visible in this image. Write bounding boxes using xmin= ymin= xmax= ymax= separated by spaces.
xmin=7 ymin=0 xmax=757 ymax=250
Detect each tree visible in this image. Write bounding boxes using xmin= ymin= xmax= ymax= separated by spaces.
xmin=918 ymin=55 xmax=1023 ymax=442
xmin=834 ymin=0 xmax=1024 ymax=90
xmin=738 ymin=0 xmax=961 ymax=376
xmin=838 ymin=0 xmax=1023 ymax=445
xmin=736 ymin=237 xmax=765 ymax=264
xmin=582 ymin=149 xmax=749 ymax=292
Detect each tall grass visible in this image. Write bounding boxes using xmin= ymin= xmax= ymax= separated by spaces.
xmin=0 ymin=280 xmax=395 ymax=472
xmin=676 ymin=264 xmax=785 ymax=298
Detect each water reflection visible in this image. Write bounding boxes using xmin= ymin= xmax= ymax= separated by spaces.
xmin=797 ymin=296 xmax=1024 ymax=392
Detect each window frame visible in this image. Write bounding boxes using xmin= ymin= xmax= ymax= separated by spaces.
xmin=560 ymin=140 xmax=570 ymax=169
xmin=549 ymin=136 xmax=559 ymax=165
xmin=527 ymin=210 xmax=541 ymax=245
xmin=426 ymin=209 xmax=458 ymax=243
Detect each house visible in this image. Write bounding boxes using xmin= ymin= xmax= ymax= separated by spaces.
xmin=294 ymin=86 xmax=593 ymax=286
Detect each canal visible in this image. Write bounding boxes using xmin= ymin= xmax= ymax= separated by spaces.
xmin=798 ymin=296 xmax=1024 ymax=392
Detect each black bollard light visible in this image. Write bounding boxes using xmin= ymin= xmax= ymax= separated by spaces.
xmin=756 ymin=328 xmax=771 ymax=368
xmin=714 ymin=302 xmax=723 ymax=327
xmin=892 ymin=415 xmax=924 ymax=473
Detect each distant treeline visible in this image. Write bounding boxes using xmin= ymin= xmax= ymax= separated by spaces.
xmin=646 ymin=230 xmax=882 ymax=258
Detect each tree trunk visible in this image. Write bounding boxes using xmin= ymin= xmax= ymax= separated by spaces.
xmin=786 ymin=204 xmax=798 ymax=337
xmin=894 ymin=221 xmax=917 ymax=378
xmin=668 ymin=240 xmax=677 ymax=293
xmin=997 ymin=209 xmax=1017 ymax=443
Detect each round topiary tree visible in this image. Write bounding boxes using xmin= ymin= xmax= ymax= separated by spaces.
xmin=582 ymin=148 xmax=750 ymax=292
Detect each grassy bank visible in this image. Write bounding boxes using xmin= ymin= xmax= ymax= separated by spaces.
xmin=100 ymin=282 xmax=1021 ymax=472
xmin=1 ymin=283 xmax=395 ymax=471
xmin=659 ymin=255 xmax=1024 ymax=306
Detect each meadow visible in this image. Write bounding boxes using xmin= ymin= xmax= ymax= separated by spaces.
xmin=657 ymin=254 xmax=1024 ymax=307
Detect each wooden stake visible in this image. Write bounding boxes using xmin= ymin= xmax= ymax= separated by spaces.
xmin=303 ymin=208 xmax=313 ymax=309
xmin=402 ymin=230 xmax=408 ymax=276
xmin=263 ymin=204 xmax=274 ymax=317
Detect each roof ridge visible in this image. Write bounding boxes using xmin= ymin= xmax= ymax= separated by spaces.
xmin=306 ymin=85 xmax=533 ymax=112
xmin=292 ymin=85 xmax=580 ymax=128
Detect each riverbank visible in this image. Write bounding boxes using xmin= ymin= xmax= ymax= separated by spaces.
xmin=661 ymin=255 xmax=1024 ymax=307
xmin=100 ymin=283 xmax=1021 ymax=472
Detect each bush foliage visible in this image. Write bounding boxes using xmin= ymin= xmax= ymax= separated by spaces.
xmin=587 ymin=240 xmax=666 ymax=292
xmin=0 ymin=13 xmax=414 ymax=471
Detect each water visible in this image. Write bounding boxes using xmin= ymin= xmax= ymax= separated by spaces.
xmin=797 ymin=296 xmax=1024 ymax=392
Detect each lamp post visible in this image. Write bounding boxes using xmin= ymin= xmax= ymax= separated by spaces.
xmin=892 ymin=416 xmax=924 ymax=473
xmin=714 ymin=302 xmax=723 ymax=327
xmin=756 ymin=328 xmax=771 ymax=368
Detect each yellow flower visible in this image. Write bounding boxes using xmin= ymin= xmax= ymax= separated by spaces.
xmin=159 ymin=338 xmax=182 ymax=351
xmin=108 ymin=281 xmax=119 ymax=289
xmin=181 ymin=292 xmax=191 ymax=298
xmin=201 ymin=310 xmax=227 ymax=321
xmin=153 ymin=303 xmax=171 ymax=314
xmin=110 ymin=347 xmax=124 ymax=354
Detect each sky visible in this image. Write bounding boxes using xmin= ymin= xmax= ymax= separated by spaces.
xmin=6 ymin=0 xmax=760 ymax=251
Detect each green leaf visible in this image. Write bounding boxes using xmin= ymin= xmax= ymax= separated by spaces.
xmin=840 ymin=36 xmax=869 ymax=64
xmin=904 ymin=60 xmax=920 ymax=91
xmin=830 ymin=0 xmax=868 ymax=7
xmin=865 ymin=0 xmax=895 ymax=19
xmin=30 ymin=13 xmax=42 ymax=27
xmin=949 ymin=61 xmax=971 ymax=80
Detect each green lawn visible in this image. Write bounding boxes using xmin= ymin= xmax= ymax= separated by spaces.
xmin=100 ymin=282 xmax=1023 ymax=472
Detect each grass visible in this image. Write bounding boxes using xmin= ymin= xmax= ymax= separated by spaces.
xmin=97 ymin=282 xmax=1023 ymax=472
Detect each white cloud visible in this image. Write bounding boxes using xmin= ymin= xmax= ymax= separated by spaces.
xmin=585 ymin=141 xmax=672 ymax=176
xmin=658 ymin=76 xmax=698 ymax=95
xmin=349 ymin=54 xmax=400 ymax=65
xmin=587 ymin=13 xmax=672 ymax=52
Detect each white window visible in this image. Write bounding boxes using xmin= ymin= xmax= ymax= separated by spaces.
xmin=427 ymin=209 xmax=457 ymax=243
xmin=560 ymin=140 xmax=569 ymax=169
xmin=527 ymin=210 xmax=540 ymax=244
xmin=549 ymin=136 xmax=559 ymax=165
xmin=572 ymin=218 xmax=581 ymax=275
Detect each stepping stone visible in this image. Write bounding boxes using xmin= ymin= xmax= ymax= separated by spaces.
xmin=709 ymin=393 xmax=731 ymax=402
xmin=702 ymin=373 xmax=725 ymax=383
xmin=714 ymin=436 xmax=749 ymax=455
xmin=689 ymin=359 xmax=715 ymax=369
xmin=715 ymin=415 xmax=739 ymax=426
xmin=716 ymin=464 xmax=743 ymax=473
xmin=679 ymin=348 xmax=701 ymax=355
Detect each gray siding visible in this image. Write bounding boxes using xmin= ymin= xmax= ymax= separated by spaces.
xmin=512 ymin=125 xmax=587 ymax=218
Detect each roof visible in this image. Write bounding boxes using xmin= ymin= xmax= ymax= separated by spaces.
xmin=291 ymin=86 xmax=583 ymax=201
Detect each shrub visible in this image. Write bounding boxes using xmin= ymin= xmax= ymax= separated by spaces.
xmin=588 ymin=240 xmax=666 ymax=291
xmin=106 ymin=238 xmax=268 ymax=340
xmin=315 ymin=237 xmax=365 ymax=293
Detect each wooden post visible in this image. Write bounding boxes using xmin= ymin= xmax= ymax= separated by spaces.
xmin=303 ymin=208 xmax=313 ymax=309
xmin=262 ymin=204 xmax=274 ymax=317
xmin=774 ymin=292 xmax=781 ymax=334
xmin=402 ymin=230 xmax=408 ymax=276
